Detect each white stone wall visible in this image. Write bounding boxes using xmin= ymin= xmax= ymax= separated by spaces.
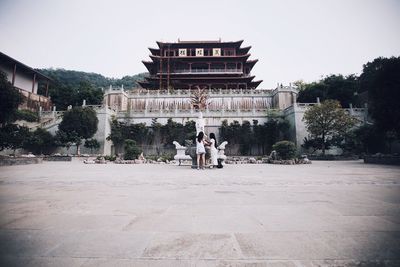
xmin=283 ymin=104 xmax=308 ymax=149
xmin=92 ymin=106 xmax=114 ymax=155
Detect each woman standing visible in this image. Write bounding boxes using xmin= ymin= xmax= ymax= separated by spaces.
xmin=196 ymin=131 xmax=206 ymax=170
xmin=209 ymin=133 xmax=218 ymax=167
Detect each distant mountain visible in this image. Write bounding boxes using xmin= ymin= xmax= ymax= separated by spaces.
xmin=36 ymin=68 xmax=148 ymax=89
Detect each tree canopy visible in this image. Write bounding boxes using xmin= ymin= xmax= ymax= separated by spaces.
xmin=359 ymin=56 xmax=400 ymax=138
xmin=23 ymin=128 xmax=55 ymax=155
xmin=297 ymin=74 xmax=358 ymax=108
xmin=0 ymin=71 xmax=23 ymax=124
xmin=57 ymin=107 xmax=98 ymax=154
xmin=303 ymin=100 xmax=356 ymax=154
xmin=0 ymin=124 xmax=30 ymax=153
xmin=37 ymin=68 xmax=147 ymax=89
xmin=36 ymin=68 xmax=148 ymax=110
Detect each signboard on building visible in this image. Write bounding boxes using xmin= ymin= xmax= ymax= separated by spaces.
xmin=196 ymin=48 xmax=204 ymax=57
xmin=178 ymin=49 xmax=187 ymax=57
xmin=213 ymin=48 xmax=221 ymax=56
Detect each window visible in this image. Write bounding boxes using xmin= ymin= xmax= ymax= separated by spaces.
xmin=223 ymin=49 xmax=235 ymax=56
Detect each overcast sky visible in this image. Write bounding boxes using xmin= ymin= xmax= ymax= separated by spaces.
xmin=0 ymin=0 xmax=399 ymax=88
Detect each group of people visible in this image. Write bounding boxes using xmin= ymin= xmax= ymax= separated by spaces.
xmin=196 ymin=131 xmax=219 ymax=170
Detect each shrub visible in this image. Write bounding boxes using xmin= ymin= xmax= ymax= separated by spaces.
xmin=124 ymin=139 xmax=141 ymax=160
xmin=104 ymin=155 xmax=116 ymax=161
xmin=15 ymin=109 xmax=39 ymax=122
xmin=84 ymin=138 xmax=100 ymax=153
xmin=272 ymin=141 xmax=297 ymax=160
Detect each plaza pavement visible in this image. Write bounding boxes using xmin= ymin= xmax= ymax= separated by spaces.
xmin=0 ymin=160 xmax=400 ymax=267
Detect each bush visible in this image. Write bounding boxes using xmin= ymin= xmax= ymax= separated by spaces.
xmin=84 ymin=138 xmax=100 ymax=153
xmin=104 ymin=155 xmax=116 ymax=161
xmin=15 ymin=109 xmax=39 ymax=122
xmin=23 ymin=128 xmax=55 ymax=155
xmin=124 ymin=139 xmax=141 ymax=160
xmin=272 ymin=141 xmax=297 ymax=160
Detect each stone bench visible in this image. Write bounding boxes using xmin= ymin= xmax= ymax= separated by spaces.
xmin=216 ymin=141 xmax=228 ymax=164
xmin=173 ymin=141 xmax=192 ymax=165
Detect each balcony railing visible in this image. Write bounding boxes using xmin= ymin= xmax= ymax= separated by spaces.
xmin=157 ymin=68 xmax=243 ymax=75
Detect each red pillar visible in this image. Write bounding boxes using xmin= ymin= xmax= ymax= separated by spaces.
xmin=32 ymin=73 xmax=36 ymax=93
xmin=45 ymin=80 xmax=49 ymax=97
xmin=12 ymin=64 xmax=16 ymax=86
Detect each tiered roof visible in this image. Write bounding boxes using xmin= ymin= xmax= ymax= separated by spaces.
xmin=139 ymin=40 xmax=262 ymax=89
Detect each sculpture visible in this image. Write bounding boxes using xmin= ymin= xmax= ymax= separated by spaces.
xmin=190 ymin=86 xmax=209 ymax=136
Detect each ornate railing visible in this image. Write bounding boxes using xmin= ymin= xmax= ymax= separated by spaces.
xmin=161 ymin=68 xmax=243 ymax=74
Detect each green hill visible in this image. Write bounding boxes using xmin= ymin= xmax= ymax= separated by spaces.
xmin=34 ymin=68 xmax=148 ymax=110
xmin=36 ymin=68 xmax=148 ymax=89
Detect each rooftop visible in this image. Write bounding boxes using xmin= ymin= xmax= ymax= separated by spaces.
xmin=0 ymin=51 xmax=52 ymax=81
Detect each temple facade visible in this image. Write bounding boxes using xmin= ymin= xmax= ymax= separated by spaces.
xmin=139 ymin=40 xmax=262 ymax=90
xmin=0 ymin=52 xmax=52 ymax=111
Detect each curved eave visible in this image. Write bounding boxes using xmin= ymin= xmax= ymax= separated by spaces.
xmin=142 ymin=60 xmax=154 ymax=72
xmin=148 ymin=47 xmax=160 ymax=55
xmin=239 ymin=46 xmax=251 ymax=54
xmin=249 ymin=80 xmax=263 ymax=88
xmin=245 ymin=59 xmax=258 ymax=68
xmin=235 ymin=40 xmax=244 ymax=47
xmin=156 ymin=40 xmax=244 ymax=48
xmin=138 ymin=81 xmax=149 ymax=87
xmin=156 ymin=41 xmax=163 ymax=48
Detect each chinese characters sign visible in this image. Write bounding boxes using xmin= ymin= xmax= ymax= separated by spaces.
xmin=212 ymin=48 xmax=221 ymax=56
xmin=177 ymin=48 xmax=223 ymax=57
xmin=196 ymin=48 xmax=204 ymax=57
xmin=178 ymin=49 xmax=187 ymax=57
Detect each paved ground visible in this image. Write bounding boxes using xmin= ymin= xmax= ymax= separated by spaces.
xmin=0 ymin=160 xmax=400 ymax=267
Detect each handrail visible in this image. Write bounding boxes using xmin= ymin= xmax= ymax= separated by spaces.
xmin=167 ymin=68 xmax=243 ymax=74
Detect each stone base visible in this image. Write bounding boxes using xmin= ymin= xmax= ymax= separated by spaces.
xmin=43 ymin=155 xmax=72 ymax=162
xmin=0 ymin=157 xmax=43 ymax=166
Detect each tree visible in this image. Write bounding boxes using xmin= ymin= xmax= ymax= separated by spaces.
xmin=303 ymin=100 xmax=356 ymax=155
xmin=23 ymin=128 xmax=55 ymax=155
xmin=107 ymin=118 xmax=126 ymax=152
xmin=57 ymin=107 xmax=98 ymax=155
xmin=84 ymin=138 xmax=100 ymax=154
xmin=0 ymin=71 xmax=23 ymax=124
xmin=292 ymin=80 xmax=307 ymax=91
xmin=297 ymin=74 xmax=358 ymax=108
xmin=240 ymin=120 xmax=252 ymax=155
xmin=149 ymin=118 xmax=163 ymax=155
xmin=183 ymin=120 xmax=196 ymax=143
xmin=74 ymin=81 xmax=103 ymax=106
xmin=359 ymin=56 xmax=400 ymax=139
xmin=0 ymin=124 xmax=30 ymax=154
xmin=162 ymin=118 xmax=184 ymax=146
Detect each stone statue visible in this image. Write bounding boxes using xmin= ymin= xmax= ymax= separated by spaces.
xmin=195 ymin=111 xmax=205 ymax=135
xmin=190 ymin=86 xmax=209 ymax=136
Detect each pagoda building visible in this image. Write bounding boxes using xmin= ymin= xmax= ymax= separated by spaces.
xmin=138 ymin=40 xmax=262 ymax=90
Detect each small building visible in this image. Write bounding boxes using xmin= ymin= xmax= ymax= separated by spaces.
xmin=139 ymin=39 xmax=262 ymax=90
xmin=0 ymin=51 xmax=52 ymax=111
